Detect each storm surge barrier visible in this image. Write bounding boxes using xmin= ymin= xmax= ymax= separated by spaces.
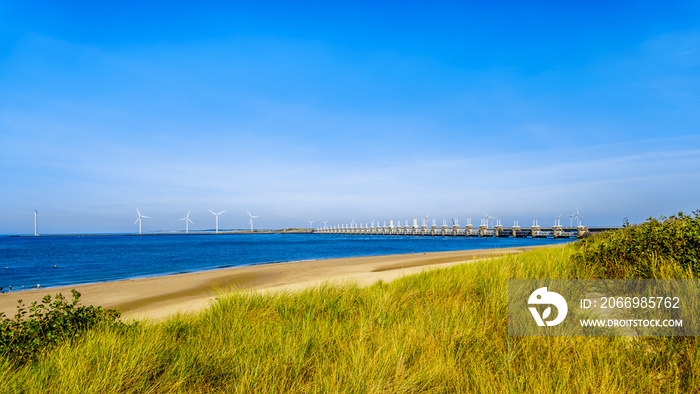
xmin=315 ymin=220 xmax=616 ymax=239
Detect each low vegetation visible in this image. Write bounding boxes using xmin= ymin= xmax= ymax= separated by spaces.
xmin=574 ymin=210 xmax=700 ymax=278
xmin=0 ymin=213 xmax=698 ymax=392
xmin=0 ymin=290 xmax=127 ymax=365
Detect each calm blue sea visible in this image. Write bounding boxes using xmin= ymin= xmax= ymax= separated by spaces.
xmin=0 ymin=233 xmax=574 ymax=289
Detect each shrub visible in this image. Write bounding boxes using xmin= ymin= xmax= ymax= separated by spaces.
xmin=0 ymin=289 xmax=127 ymax=365
xmin=573 ymin=210 xmax=700 ymax=278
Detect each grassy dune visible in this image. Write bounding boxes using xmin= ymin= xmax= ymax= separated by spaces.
xmin=2 ymin=214 xmax=700 ymax=392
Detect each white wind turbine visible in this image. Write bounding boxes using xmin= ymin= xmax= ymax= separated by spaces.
xmin=322 ymin=220 xmax=328 ymax=229
xmin=134 ymin=208 xmax=150 ymax=235
xmin=208 ymin=210 xmax=226 ymax=233
xmin=569 ymin=212 xmax=575 ymax=228
xmin=180 ymin=211 xmax=193 ymax=234
xmin=247 ymin=210 xmax=259 ymax=232
xmin=483 ymin=211 xmax=495 ymax=228
xmin=554 ymin=214 xmax=562 ymax=227
xmin=574 ymin=208 xmax=585 ymax=227
xmin=307 ymin=220 xmax=315 ymax=229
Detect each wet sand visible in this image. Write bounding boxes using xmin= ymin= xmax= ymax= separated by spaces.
xmin=0 ymin=245 xmax=554 ymax=321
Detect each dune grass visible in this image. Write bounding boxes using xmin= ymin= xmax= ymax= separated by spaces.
xmin=2 ymin=215 xmax=700 ymax=392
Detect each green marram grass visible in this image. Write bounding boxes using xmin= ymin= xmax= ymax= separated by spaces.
xmin=1 ymin=214 xmax=700 ymax=392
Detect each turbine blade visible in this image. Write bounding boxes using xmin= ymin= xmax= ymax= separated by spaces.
xmin=134 ymin=218 xmax=140 ymax=224
xmin=142 ymin=216 xmax=150 ymax=219
xmin=209 ymin=210 xmax=216 ymax=215
xmin=218 ymin=210 xmax=226 ymax=215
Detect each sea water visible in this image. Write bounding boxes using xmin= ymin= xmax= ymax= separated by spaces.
xmin=0 ymin=233 xmax=573 ymax=289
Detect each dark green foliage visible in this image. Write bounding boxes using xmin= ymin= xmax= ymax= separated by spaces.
xmin=574 ymin=211 xmax=700 ymax=278
xmin=0 ymin=289 xmax=127 ymax=365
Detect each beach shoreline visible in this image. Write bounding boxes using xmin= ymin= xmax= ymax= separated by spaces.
xmin=0 ymin=244 xmax=557 ymax=321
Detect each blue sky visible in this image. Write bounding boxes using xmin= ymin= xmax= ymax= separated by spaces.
xmin=1 ymin=1 xmax=699 ymax=234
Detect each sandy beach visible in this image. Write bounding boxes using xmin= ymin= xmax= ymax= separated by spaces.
xmin=0 ymin=245 xmax=552 ymax=321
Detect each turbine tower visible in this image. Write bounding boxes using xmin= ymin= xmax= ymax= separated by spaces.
xmin=208 ymin=210 xmax=226 ymax=233
xmin=134 ymin=208 xmax=150 ymax=235
xmin=247 ymin=210 xmax=259 ymax=232
xmin=574 ymin=208 xmax=585 ymax=227
xmin=180 ymin=211 xmax=193 ymax=234
xmin=483 ymin=211 xmax=495 ymax=228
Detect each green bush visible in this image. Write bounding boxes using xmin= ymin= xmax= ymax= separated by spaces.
xmin=0 ymin=289 xmax=127 ymax=365
xmin=573 ymin=210 xmax=700 ymax=278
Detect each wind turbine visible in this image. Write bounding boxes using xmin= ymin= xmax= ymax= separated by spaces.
xmin=307 ymin=220 xmax=315 ymax=229
xmin=134 ymin=208 xmax=150 ymax=235
xmin=483 ymin=211 xmax=495 ymax=228
xmin=574 ymin=208 xmax=585 ymax=227
xmin=350 ymin=218 xmax=357 ymax=228
xmin=208 ymin=210 xmax=226 ymax=233
xmin=569 ymin=212 xmax=575 ymax=228
xmin=322 ymin=220 xmax=328 ymax=229
xmin=180 ymin=211 xmax=193 ymax=234
xmin=554 ymin=214 xmax=562 ymax=227
xmin=247 ymin=210 xmax=259 ymax=232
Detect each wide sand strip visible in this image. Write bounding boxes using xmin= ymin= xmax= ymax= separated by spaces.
xmin=0 ymin=245 xmax=554 ymax=321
